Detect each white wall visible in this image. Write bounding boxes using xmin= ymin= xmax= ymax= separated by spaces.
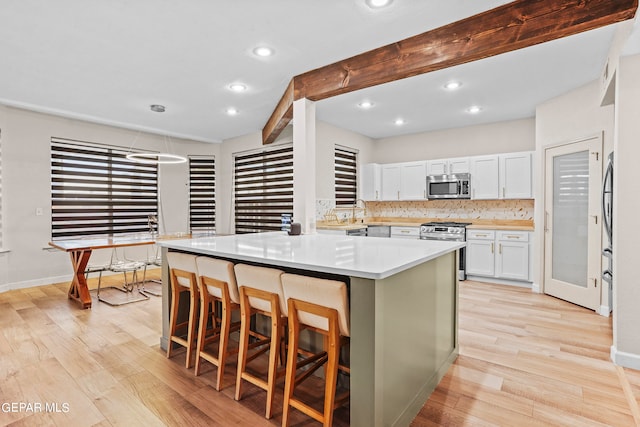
xmin=612 ymin=53 xmax=640 ymax=367
xmin=534 ymin=80 xmax=614 ymax=307
xmin=372 ymin=118 xmax=535 ymax=163
xmin=0 ymin=106 xmax=218 ymax=292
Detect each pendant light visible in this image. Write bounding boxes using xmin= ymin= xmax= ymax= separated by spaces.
xmin=126 ymin=105 xmax=188 ymax=164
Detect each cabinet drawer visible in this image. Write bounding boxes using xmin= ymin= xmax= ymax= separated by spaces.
xmin=497 ymin=231 xmax=529 ymax=242
xmin=466 ymin=230 xmax=495 ymax=240
xmin=390 ymin=226 xmax=419 ymax=238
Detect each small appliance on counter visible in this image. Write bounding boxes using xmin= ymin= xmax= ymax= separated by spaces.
xmin=426 ymin=173 xmax=471 ymax=199
xmin=420 ymin=221 xmax=471 ymax=280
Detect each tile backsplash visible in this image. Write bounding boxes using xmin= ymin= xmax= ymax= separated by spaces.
xmin=317 ymin=199 xmax=534 ymax=221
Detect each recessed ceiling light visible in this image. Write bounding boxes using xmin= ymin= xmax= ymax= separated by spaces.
xmin=394 ymin=118 xmax=405 ymax=126
xmin=467 ymin=105 xmax=482 ymax=114
xmin=229 ymin=83 xmax=247 ymax=92
xmin=366 ymin=0 xmax=393 ymax=8
xmin=253 ymin=46 xmax=274 ymax=57
xmin=226 ymin=107 xmax=238 ymax=116
xmin=358 ymin=101 xmax=374 ymax=109
xmin=444 ymin=81 xmax=462 ymax=90
xmin=150 ymin=104 xmax=165 ymax=113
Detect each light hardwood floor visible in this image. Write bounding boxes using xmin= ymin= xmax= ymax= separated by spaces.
xmin=1 ymin=274 xmax=639 ymax=426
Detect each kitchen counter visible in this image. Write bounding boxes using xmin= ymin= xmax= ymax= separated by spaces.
xmin=318 ymin=217 xmax=534 ymax=231
xmin=158 ymin=232 xmax=461 ymax=426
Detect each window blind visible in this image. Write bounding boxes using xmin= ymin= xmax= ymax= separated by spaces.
xmin=51 ymin=138 xmax=158 ymax=240
xmin=335 ymin=146 xmax=358 ymax=206
xmin=234 ymin=145 xmax=293 ymax=234
xmin=189 ymin=156 xmax=216 ymax=231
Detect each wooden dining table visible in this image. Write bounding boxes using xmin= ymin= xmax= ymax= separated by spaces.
xmin=49 ymin=234 xmax=164 ymax=309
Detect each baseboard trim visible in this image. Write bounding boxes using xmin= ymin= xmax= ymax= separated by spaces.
xmin=465 ymin=275 xmax=533 ymax=289
xmin=599 ymin=305 xmax=612 ymax=317
xmin=611 ymin=345 xmax=640 ymax=370
xmin=1 ymin=275 xmax=71 ymax=294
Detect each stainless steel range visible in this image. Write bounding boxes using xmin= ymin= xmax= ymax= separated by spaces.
xmin=420 ymin=221 xmax=471 ymax=280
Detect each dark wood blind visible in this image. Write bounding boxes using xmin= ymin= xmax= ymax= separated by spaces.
xmin=189 ymin=156 xmax=216 ymax=231
xmin=234 ymin=145 xmax=293 ymax=234
xmin=51 ymin=138 xmax=158 ymax=240
xmin=335 ymin=146 xmax=358 ymax=206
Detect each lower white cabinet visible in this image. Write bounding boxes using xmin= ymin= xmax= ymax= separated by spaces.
xmin=467 ymin=229 xmax=530 ymax=282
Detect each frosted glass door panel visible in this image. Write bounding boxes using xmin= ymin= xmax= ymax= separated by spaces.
xmin=552 ymin=151 xmax=588 ymax=288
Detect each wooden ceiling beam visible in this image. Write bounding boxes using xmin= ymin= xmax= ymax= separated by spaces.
xmin=262 ymin=0 xmax=638 ymax=144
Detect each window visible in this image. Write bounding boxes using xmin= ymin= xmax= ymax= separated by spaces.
xmin=51 ymin=138 xmax=158 ymax=240
xmin=189 ymin=156 xmax=216 ymax=232
xmin=234 ymin=145 xmax=293 ymax=234
xmin=335 ymin=146 xmax=358 ymax=206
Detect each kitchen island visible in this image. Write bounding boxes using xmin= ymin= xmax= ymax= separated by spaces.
xmin=158 ymin=232 xmax=463 ymax=427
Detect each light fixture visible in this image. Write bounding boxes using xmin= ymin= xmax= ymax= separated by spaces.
xmin=394 ymin=118 xmax=405 ymax=126
xmin=125 ymin=123 xmax=187 ymax=165
xmin=444 ymin=81 xmax=462 ymax=90
xmin=226 ymin=107 xmax=239 ymax=116
xmin=366 ymin=0 xmax=393 ymax=8
xmin=229 ymin=83 xmax=247 ymax=92
xmin=467 ymin=105 xmax=482 ymax=114
xmin=150 ymin=104 xmax=166 ymax=113
xmin=126 ymin=152 xmax=187 ymax=164
xmin=358 ymin=101 xmax=374 ymax=109
xmin=253 ymin=46 xmax=274 ymax=57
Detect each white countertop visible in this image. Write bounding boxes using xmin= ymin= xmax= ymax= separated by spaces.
xmin=158 ymin=232 xmax=464 ymax=280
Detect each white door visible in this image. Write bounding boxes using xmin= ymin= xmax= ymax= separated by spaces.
xmin=400 ymin=161 xmax=427 ymax=199
xmin=466 ymin=240 xmax=495 ymax=276
xmin=544 ymin=136 xmax=602 ymax=311
xmin=470 ymin=155 xmax=499 ymax=199
xmin=500 ymin=152 xmax=532 ymax=199
xmin=381 ymin=164 xmax=401 ymax=200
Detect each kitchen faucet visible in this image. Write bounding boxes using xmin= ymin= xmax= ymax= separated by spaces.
xmin=351 ymin=199 xmax=367 ymax=223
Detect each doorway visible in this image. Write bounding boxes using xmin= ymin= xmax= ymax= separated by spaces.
xmin=544 ymin=135 xmax=602 ymax=311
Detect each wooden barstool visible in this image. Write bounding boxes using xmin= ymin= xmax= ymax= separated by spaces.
xmin=194 ymin=256 xmax=241 ymax=391
xmin=280 ymin=273 xmax=350 ymax=427
xmin=166 ymin=252 xmax=200 ymax=369
xmin=233 ymin=263 xmax=287 ymax=419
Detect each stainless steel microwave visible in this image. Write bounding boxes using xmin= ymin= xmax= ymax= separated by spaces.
xmin=426 ymin=173 xmax=471 ymax=199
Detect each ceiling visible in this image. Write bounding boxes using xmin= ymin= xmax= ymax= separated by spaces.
xmin=0 ymin=1 xmax=635 ymax=144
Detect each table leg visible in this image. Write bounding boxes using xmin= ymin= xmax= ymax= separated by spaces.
xmin=68 ymin=249 xmax=92 ymax=309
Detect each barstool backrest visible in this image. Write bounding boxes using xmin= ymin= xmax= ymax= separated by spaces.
xmin=195 ymin=256 xmax=239 ymax=304
xmin=167 ymin=252 xmax=198 ymax=288
xmin=281 ymin=273 xmax=350 ymax=337
xmin=234 ymin=264 xmax=286 ymax=315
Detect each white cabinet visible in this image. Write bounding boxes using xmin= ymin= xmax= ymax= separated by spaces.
xmin=400 ymin=161 xmax=427 ymax=200
xmin=470 ymin=155 xmax=499 ymax=200
xmin=381 ymin=161 xmax=427 ymax=201
xmin=427 ymin=157 xmax=469 ymax=175
xmin=381 ymin=164 xmax=402 ymax=200
xmin=360 ymin=163 xmax=381 ymax=201
xmin=466 ymin=230 xmax=496 ymax=276
xmin=495 ymin=231 xmax=530 ymax=281
xmin=390 ymin=226 xmax=419 ymax=239
xmin=466 ymin=229 xmax=530 ymax=282
xmin=469 ymin=152 xmax=532 ymax=200
xmin=500 ymin=152 xmax=532 ymax=199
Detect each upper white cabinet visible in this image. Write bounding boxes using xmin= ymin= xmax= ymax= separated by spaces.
xmin=470 ymin=151 xmax=532 ymax=200
xmin=499 ymin=152 xmax=532 ymax=199
xmin=427 ymin=157 xmax=469 ymax=175
xmin=380 ymin=161 xmax=427 ymax=201
xmin=470 ymin=155 xmax=499 ymax=200
xmin=360 ymin=163 xmax=381 ymax=201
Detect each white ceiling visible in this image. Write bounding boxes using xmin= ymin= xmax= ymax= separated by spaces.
xmin=0 ymin=0 xmax=631 ymax=144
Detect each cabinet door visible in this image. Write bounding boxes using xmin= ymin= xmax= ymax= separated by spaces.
xmin=381 ymin=164 xmax=401 ymax=200
xmin=470 ymin=155 xmax=499 ymax=199
xmin=496 ymin=241 xmax=529 ymax=281
xmin=360 ymin=163 xmax=381 ymax=201
xmin=391 ymin=226 xmax=420 ymax=239
xmin=448 ymin=157 xmax=470 ymax=174
xmin=466 ymin=239 xmax=496 ymax=276
xmin=500 ymin=152 xmax=532 ymax=199
xmin=426 ymin=160 xmax=448 ymax=175
xmin=400 ymin=161 xmax=427 ymax=200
